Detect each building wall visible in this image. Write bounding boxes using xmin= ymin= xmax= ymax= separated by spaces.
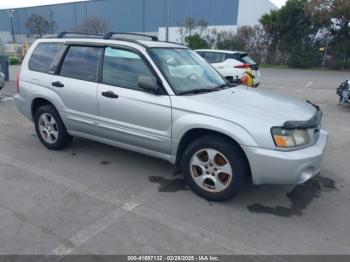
xmin=237 ymin=0 xmax=277 ymax=26
xmin=0 ymin=0 xmax=276 ymax=43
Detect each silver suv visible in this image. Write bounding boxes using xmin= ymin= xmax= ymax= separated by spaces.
xmin=14 ymin=33 xmax=328 ymax=201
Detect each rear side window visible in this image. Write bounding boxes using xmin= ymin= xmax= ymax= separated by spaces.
xmin=201 ymin=52 xmax=225 ymax=64
xmin=59 ymin=46 xmax=102 ymax=82
xmin=102 ymin=47 xmax=153 ymax=91
xmin=28 ymin=43 xmax=63 ymax=73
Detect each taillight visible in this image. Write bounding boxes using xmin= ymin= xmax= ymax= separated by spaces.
xmin=16 ymin=71 xmax=20 ymax=93
xmin=234 ymin=64 xmax=251 ymax=69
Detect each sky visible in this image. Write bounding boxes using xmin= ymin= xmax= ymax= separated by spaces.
xmin=0 ymin=0 xmax=287 ymax=10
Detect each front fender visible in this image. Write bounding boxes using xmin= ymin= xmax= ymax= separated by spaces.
xmin=171 ymin=112 xmax=258 ymax=158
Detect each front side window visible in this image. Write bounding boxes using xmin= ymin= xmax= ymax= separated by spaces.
xmin=60 ymin=46 xmax=102 ymax=82
xmin=149 ymin=48 xmax=226 ymax=95
xmin=102 ymin=47 xmax=153 ymax=91
xmin=29 ymin=43 xmax=63 ymax=73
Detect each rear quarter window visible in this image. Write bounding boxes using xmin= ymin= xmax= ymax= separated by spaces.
xmin=28 ymin=43 xmax=63 ymax=73
xmin=232 ymin=53 xmax=256 ymax=65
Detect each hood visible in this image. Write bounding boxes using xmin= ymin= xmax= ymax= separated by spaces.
xmin=171 ymin=85 xmax=317 ymax=136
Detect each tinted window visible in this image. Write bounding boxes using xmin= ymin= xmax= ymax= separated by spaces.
xmin=232 ymin=53 xmax=256 ymax=65
xmin=241 ymin=54 xmax=256 ymax=65
xmin=60 ymin=46 xmax=102 ymax=82
xmin=102 ymin=47 xmax=153 ymax=91
xmin=29 ymin=43 xmax=63 ymax=73
xmin=202 ymin=52 xmax=225 ymax=64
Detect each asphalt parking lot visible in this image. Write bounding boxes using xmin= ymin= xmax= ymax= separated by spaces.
xmin=0 ymin=68 xmax=350 ymax=256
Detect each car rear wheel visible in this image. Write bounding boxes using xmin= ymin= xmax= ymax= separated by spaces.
xmin=182 ymin=135 xmax=248 ymax=201
xmin=34 ymin=105 xmax=73 ymax=150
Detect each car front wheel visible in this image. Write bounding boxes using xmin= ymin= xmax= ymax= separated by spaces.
xmin=182 ymin=135 xmax=248 ymax=201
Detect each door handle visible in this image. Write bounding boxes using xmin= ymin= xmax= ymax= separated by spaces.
xmin=51 ymin=81 xmax=64 ymax=88
xmin=102 ymin=91 xmax=119 ymax=99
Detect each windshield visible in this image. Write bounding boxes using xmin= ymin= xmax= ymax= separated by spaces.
xmin=148 ymin=48 xmax=227 ymax=95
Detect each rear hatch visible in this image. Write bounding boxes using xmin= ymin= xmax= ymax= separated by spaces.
xmin=233 ymin=53 xmax=259 ymax=70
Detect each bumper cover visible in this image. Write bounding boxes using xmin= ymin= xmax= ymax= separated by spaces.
xmin=14 ymin=94 xmax=32 ymax=121
xmin=243 ymin=129 xmax=328 ymax=185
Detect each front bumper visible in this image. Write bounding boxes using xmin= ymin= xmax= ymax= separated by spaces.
xmin=242 ymin=129 xmax=328 ymax=185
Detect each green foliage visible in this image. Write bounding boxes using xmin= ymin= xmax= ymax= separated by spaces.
xmin=216 ymin=32 xmax=245 ymax=51
xmin=185 ymin=34 xmax=210 ymax=49
xmin=9 ymin=56 xmax=22 ymax=65
xmin=287 ymin=46 xmax=319 ymax=68
xmin=259 ymin=0 xmax=350 ymax=69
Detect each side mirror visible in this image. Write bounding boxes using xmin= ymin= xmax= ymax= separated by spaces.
xmin=138 ymin=76 xmax=158 ymax=93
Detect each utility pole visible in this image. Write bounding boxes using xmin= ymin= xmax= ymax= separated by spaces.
xmin=165 ymin=0 xmax=169 ymax=41
xmin=6 ymin=9 xmax=16 ymax=43
xmin=48 ymin=10 xmax=55 ymax=34
xmin=322 ymin=33 xmax=330 ymax=70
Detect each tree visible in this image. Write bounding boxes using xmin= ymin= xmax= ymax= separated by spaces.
xmin=260 ymin=10 xmax=282 ymax=63
xmin=186 ymin=34 xmax=210 ymax=49
xmin=197 ymin=19 xmax=209 ymax=37
xmin=176 ymin=17 xmax=210 ymax=48
xmin=75 ymin=16 xmax=110 ymax=35
xmin=25 ymin=14 xmax=54 ymax=38
xmin=216 ymin=31 xmax=245 ymax=51
xmin=184 ymin=17 xmax=197 ymax=36
xmin=305 ymin=0 xmax=350 ymax=69
xmin=260 ymin=0 xmax=319 ymax=68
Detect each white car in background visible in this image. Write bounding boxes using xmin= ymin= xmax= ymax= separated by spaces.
xmin=196 ymin=49 xmax=261 ymax=86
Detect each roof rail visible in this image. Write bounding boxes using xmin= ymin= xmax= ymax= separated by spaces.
xmin=56 ymin=31 xmax=103 ymax=39
xmin=104 ymin=32 xmax=158 ymax=41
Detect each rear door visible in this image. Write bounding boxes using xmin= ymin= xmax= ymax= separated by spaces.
xmin=51 ymin=45 xmax=103 ymax=134
xmin=97 ymin=47 xmax=172 ymax=155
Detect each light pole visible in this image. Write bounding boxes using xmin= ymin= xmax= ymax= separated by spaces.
xmin=6 ymin=9 xmax=16 ymax=43
xmin=322 ymin=33 xmax=330 ymax=70
xmin=165 ymin=0 xmax=169 ymax=41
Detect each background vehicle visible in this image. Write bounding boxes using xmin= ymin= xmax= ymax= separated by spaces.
xmin=0 ymin=72 xmax=5 ymax=90
xmin=196 ymin=49 xmax=261 ymax=86
xmin=14 ymin=33 xmax=327 ymax=202
xmin=337 ymin=80 xmax=350 ymax=103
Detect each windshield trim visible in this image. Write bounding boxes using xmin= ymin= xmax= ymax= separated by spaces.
xmin=147 ymin=47 xmax=229 ymax=96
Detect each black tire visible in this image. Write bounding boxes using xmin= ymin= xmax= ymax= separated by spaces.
xmin=181 ymin=135 xmax=248 ymax=202
xmin=34 ymin=104 xmax=73 ymax=150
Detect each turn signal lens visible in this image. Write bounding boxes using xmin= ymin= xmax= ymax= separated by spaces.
xmin=271 ymin=127 xmax=310 ymax=148
xmin=274 ymin=135 xmax=288 ymax=147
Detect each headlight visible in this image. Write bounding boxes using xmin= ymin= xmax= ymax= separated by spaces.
xmin=271 ymin=127 xmax=310 ymax=148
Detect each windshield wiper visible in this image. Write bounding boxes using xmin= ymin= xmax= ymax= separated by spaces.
xmin=178 ymin=88 xmax=215 ymax=96
xmin=178 ymin=84 xmax=232 ymax=96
